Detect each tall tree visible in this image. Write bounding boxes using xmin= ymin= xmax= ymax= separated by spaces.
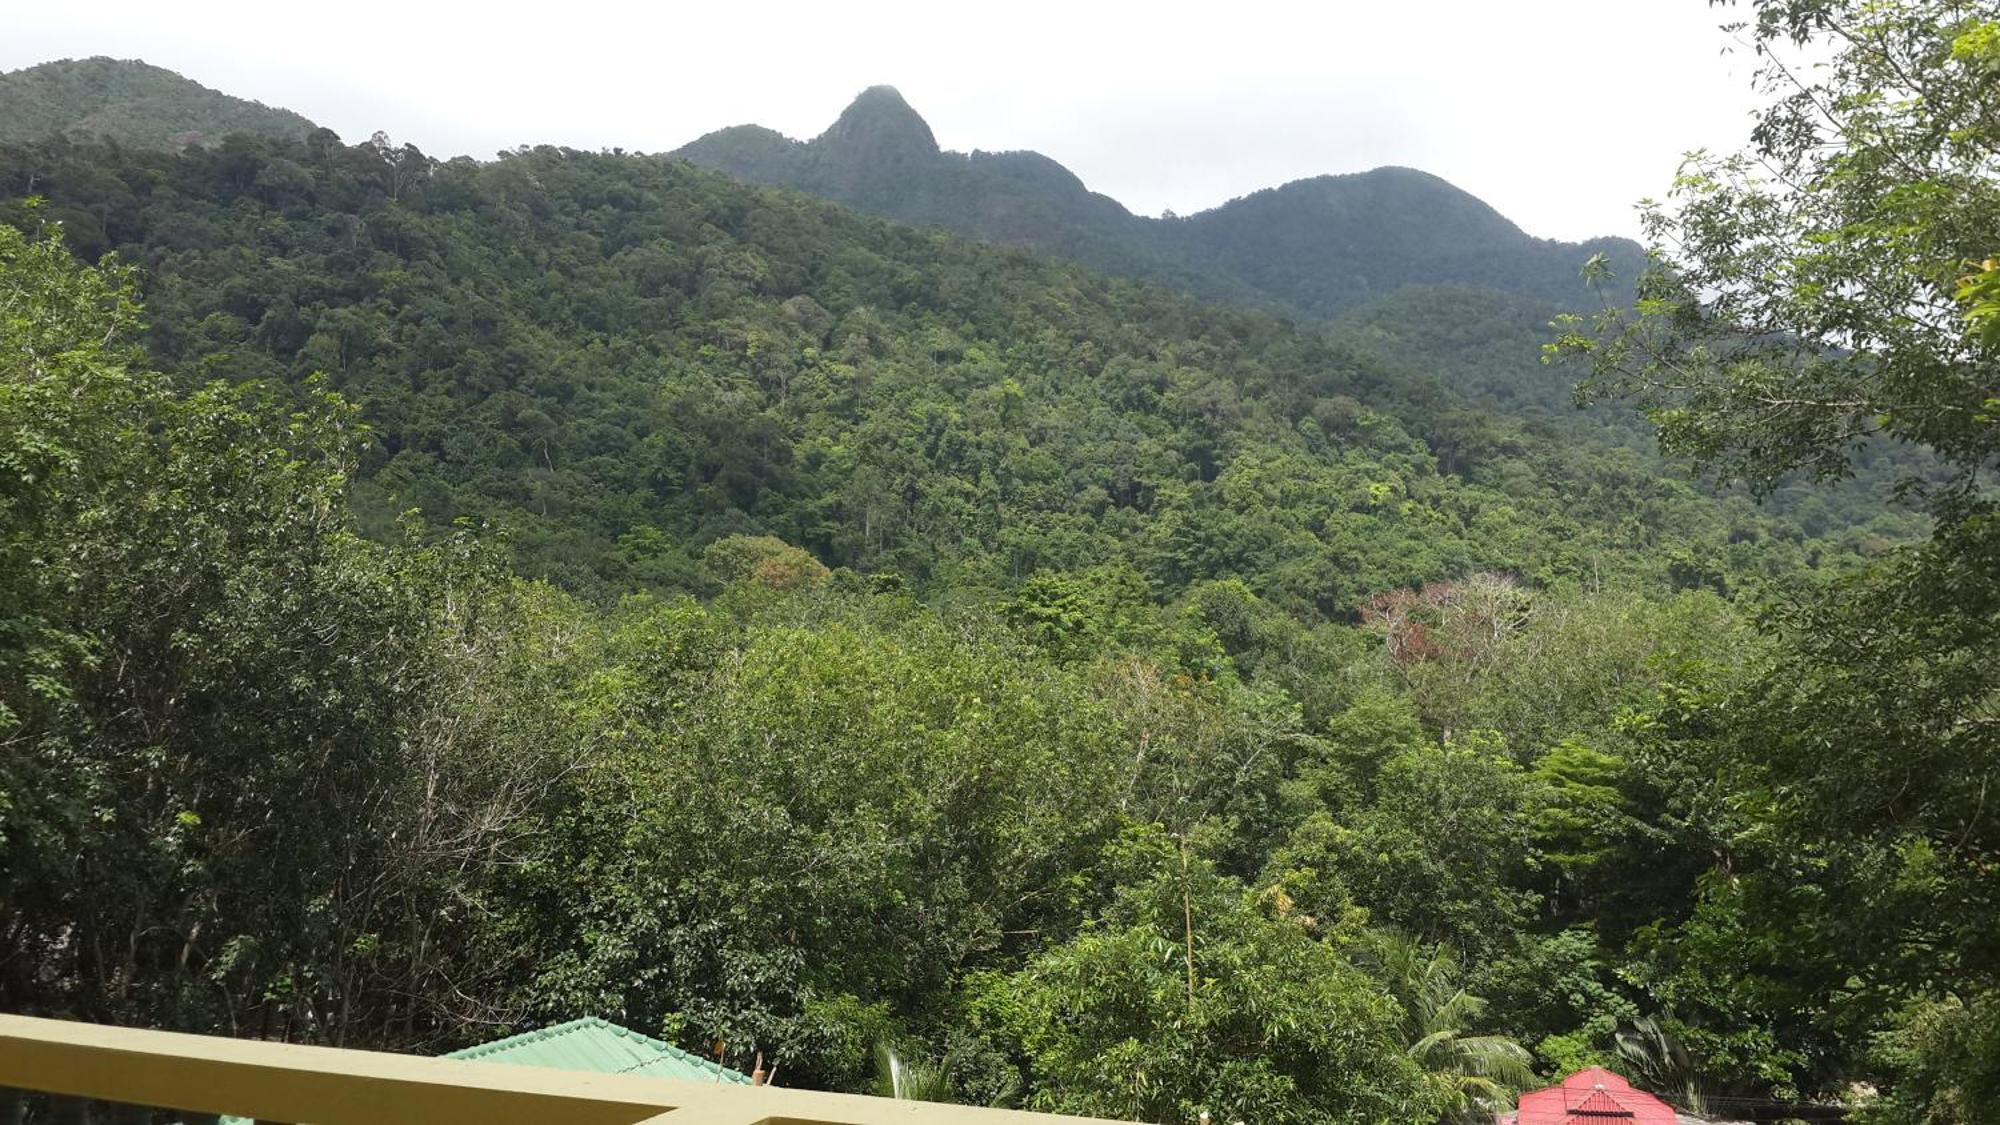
xmin=964 ymin=828 xmax=1438 ymax=1125
xmin=1560 ymin=0 xmax=1998 ymax=489
xmin=1364 ymin=930 xmax=1535 ymax=1125
xmin=1556 ymin=2 xmax=1999 ymax=1117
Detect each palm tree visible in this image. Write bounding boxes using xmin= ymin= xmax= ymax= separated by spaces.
xmin=873 ymin=1042 xmax=956 ymax=1102
xmin=1367 ymin=930 xmax=1537 ymax=1124
xmin=1616 ymin=1014 xmax=1711 ymax=1116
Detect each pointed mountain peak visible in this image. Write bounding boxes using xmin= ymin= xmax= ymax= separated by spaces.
xmin=817 ymin=85 xmax=938 ymax=157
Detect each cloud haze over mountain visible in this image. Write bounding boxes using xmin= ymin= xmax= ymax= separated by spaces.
xmin=2 ymin=0 xmax=1759 ymax=240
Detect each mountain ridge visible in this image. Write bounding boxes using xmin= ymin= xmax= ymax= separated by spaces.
xmin=0 ymin=60 xmax=1640 ymax=323
xmin=0 ymin=57 xmax=319 ymax=150
xmin=675 ymin=87 xmax=1647 ymax=320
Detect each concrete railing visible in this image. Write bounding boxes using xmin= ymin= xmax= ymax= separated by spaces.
xmin=0 ymin=1014 xmax=1125 ymax=1125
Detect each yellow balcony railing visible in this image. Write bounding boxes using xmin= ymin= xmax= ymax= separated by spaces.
xmin=0 ymin=1014 xmax=1127 ymax=1125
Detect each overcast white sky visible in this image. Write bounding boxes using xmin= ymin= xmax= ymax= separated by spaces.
xmin=4 ymin=0 xmax=1764 ymax=241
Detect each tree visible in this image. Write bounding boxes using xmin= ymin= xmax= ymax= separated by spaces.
xmin=1363 ymin=930 xmax=1535 ymax=1124
xmin=1554 ymin=2 xmax=2000 ymax=1115
xmin=965 ymin=828 xmax=1438 ymax=1125
xmin=0 ymin=219 xmax=580 ymax=1048
xmin=1556 ymin=0 xmax=1998 ymax=491
xmin=1852 ymin=994 xmax=2000 ymax=1125
xmin=1267 ymin=696 xmax=1534 ymax=957
xmin=701 ymin=533 xmax=831 ymax=591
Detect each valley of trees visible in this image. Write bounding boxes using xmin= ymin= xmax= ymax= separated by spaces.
xmin=0 ymin=1 xmax=1994 ymax=1122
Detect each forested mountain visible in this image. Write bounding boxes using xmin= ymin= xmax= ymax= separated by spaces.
xmin=0 ymin=57 xmax=317 ymax=150
xmin=3 ymin=5 xmax=1995 ymax=1119
xmin=676 ymin=86 xmax=1647 ymax=321
xmin=0 ymin=131 xmax=1900 ymax=606
xmin=0 ymin=197 xmax=1783 ymax=1121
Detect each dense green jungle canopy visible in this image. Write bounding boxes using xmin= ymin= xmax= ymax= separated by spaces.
xmin=1 ymin=2 xmax=1996 ymax=1121
xmin=0 ymin=130 xmax=1915 ymax=605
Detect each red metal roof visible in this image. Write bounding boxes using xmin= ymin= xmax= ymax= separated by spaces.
xmin=1514 ymin=1067 xmax=1678 ymax=1125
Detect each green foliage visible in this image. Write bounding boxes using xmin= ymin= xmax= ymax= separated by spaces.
xmin=1852 ymin=994 xmax=2000 ymax=1125
xmin=1957 ymin=258 xmax=2000 ymax=348
xmin=1551 ymin=2 xmax=2000 ymax=1118
xmin=1481 ymin=928 xmax=1637 ymax=1073
xmin=1002 ymin=564 xmax=1158 ymax=661
xmin=502 ymin=596 xmax=1131 ymax=1079
xmin=0 ymin=221 xmax=568 ymax=1041
xmin=964 ymin=828 xmax=1439 ymax=1125
xmin=701 ymin=533 xmax=831 ymax=590
xmin=1614 ymin=1015 xmax=1715 ymax=1118
xmin=1 ymin=29 xmax=1988 ymax=1119
xmin=0 ymin=116 xmax=1904 ymax=625
xmin=1363 ymin=930 xmax=1535 ymax=1124
xmin=873 ymin=1041 xmax=960 ymax=1103
xmin=1527 ymin=739 xmax=1648 ymax=910
xmin=1269 ymin=713 xmax=1534 ymax=956
xmin=0 ymin=222 xmax=1872 ymax=1112
xmin=1556 ymin=0 xmax=1998 ymax=492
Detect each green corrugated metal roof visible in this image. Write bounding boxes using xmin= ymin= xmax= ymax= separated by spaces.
xmin=443 ymin=1017 xmax=753 ymax=1084
xmin=210 ymin=1017 xmax=750 ymax=1122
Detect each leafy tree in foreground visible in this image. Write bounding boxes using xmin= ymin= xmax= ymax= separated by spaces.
xmin=1363 ymin=930 xmax=1534 ymax=1124
xmin=1556 ymin=0 xmax=1999 ymax=1116
xmin=1267 ymin=693 xmax=1533 ymax=958
xmin=3 ymin=218 xmax=511 ymax=1038
xmin=1559 ymin=0 xmax=1998 ymax=489
xmin=964 ymin=828 xmax=1438 ymax=1125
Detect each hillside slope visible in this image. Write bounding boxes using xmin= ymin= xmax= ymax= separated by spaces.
xmin=0 ymin=57 xmax=317 ymax=149
xmin=0 ymin=131 xmax=1876 ymax=609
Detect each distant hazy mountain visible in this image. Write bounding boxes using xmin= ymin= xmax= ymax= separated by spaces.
xmin=676 ymin=86 xmax=1645 ymax=320
xmin=0 ymin=58 xmax=317 ymax=150
xmin=676 ymin=87 xmax=1233 ymax=299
